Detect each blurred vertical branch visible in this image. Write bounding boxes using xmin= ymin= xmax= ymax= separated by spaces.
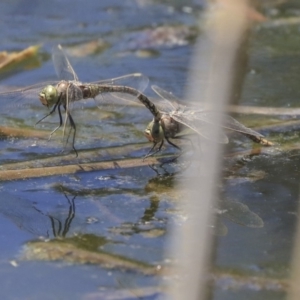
xmin=166 ymin=1 xmax=250 ymax=299
xmin=288 ymin=199 xmax=300 ymax=298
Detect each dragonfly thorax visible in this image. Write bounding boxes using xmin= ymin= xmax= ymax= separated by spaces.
xmin=80 ymin=84 xmax=100 ymax=99
xmin=144 ymin=119 xmax=164 ymax=143
xmin=160 ymin=114 xmax=180 ymax=138
xmin=39 ymin=85 xmax=58 ymax=108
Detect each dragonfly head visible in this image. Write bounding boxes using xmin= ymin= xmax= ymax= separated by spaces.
xmin=39 ymin=85 xmax=58 ymax=108
xmin=144 ymin=120 xmax=164 ymax=143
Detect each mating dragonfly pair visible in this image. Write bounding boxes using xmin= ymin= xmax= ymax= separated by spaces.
xmin=0 ymin=45 xmax=272 ymax=159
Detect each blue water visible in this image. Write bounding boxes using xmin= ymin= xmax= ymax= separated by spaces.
xmin=0 ymin=0 xmax=298 ymax=299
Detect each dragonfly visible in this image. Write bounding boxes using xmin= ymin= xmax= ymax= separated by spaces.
xmin=140 ymin=85 xmax=273 ymax=158
xmin=0 ymin=45 xmax=149 ymax=155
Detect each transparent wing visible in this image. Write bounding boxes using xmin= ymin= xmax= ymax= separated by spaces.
xmin=0 ymin=45 xmax=81 ymax=153
xmin=151 ymin=85 xmax=178 ymax=113
xmin=64 ymin=82 xmax=84 ymax=109
xmin=191 ymin=111 xmax=266 ymax=139
xmin=171 ymin=113 xmax=229 ymax=144
xmin=0 ymin=44 xmax=78 ymax=126
xmin=92 ymin=73 xmax=149 ymax=111
xmin=0 ymin=80 xmax=59 ymax=112
xmin=150 ymin=86 xmax=229 ymax=143
xmin=52 ymin=44 xmax=79 ymax=81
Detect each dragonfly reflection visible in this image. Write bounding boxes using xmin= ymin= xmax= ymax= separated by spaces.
xmin=0 ymin=191 xmax=76 ymax=239
xmin=46 ymin=193 xmax=76 ymax=238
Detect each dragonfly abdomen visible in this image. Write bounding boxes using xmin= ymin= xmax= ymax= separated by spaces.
xmin=81 ymin=84 xmax=162 ymax=120
xmin=138 ymin=93 xmax=161 ymax=121
xmin=243 ymin=133 xmax=273 ymax=146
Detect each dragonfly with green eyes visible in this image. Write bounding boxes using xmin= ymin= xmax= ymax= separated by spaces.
xmin=140 ymin=85 xmax=273 ymax=159
xmin=0 ymin=45 xmax=149 ymax=155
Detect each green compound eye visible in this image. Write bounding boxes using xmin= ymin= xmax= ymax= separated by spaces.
xmin=144 ymin=120 xmax=164 ymax=143
xmin=39 ymin=85 xmax=58 ymax=107
xmin=144 ymin=121 xmax=154 ymax=142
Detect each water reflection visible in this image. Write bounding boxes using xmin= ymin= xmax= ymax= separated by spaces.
xmin=47 ymin=193 xmax=76 ymax=238
xmin=52 ymin=184 xmax=166 ymax=238
xmin=0 ymin=190 xmax=76 ymax=239
xmin=145 ymin=162 xmax=265 ymax=236
xmin=0 ymin=187 xmax=161 ymax=274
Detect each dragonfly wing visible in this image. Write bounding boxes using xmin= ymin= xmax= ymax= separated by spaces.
xmin=52 ymin=44 xmax=79 ymax=81
xmin=92 ymin=73 xmax=149 ymax=90
xmin=223 ymin=115 xmax=264 ymax=136
xmin=65 ymin=82 xmax=83 ymax=109
xmin=0 ymin=81 xmax=59 ymax=112
xmin=152 ymin=85 xmax=206 ymax=115
xmin=93 ymin=73 xmax=149 ymax=111
xmin=222 ymin=115 xmax=272 ymax=145
xmin=171 ymin=114 xmax=229 ymax=144
xmin=150 ymin=98 xmax=177 ymax=115
xmin=192 ymin=112 xmax=260 ymax=135
xmin=192 ymin=112 xmax=271 ymax=144
xmin=151 ymin=85 xmax=178 ymax=111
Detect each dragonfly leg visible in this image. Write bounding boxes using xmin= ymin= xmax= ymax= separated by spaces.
xmin=35 ymin=94 xmax=62 ymax=126
xmin=175 ymin=136 xmax=196 ymax=147
xmin=66 ymin=112 xmax=78 ymax=157
xmin=48 ymin=102 xmax=63 ymax=140
xmin=58 ymin=106 xmax=78 ymax=157
xmin=165 ymin=137 xmax=181 ymax=151
xmin=143 ymin=140 xmax=164 ymax=160
xmin=163 ymin=136 xmax=197 ymax=163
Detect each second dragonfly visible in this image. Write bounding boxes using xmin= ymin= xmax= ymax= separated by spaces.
xmin=139 ymin=85 xmax=273 ymax=159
